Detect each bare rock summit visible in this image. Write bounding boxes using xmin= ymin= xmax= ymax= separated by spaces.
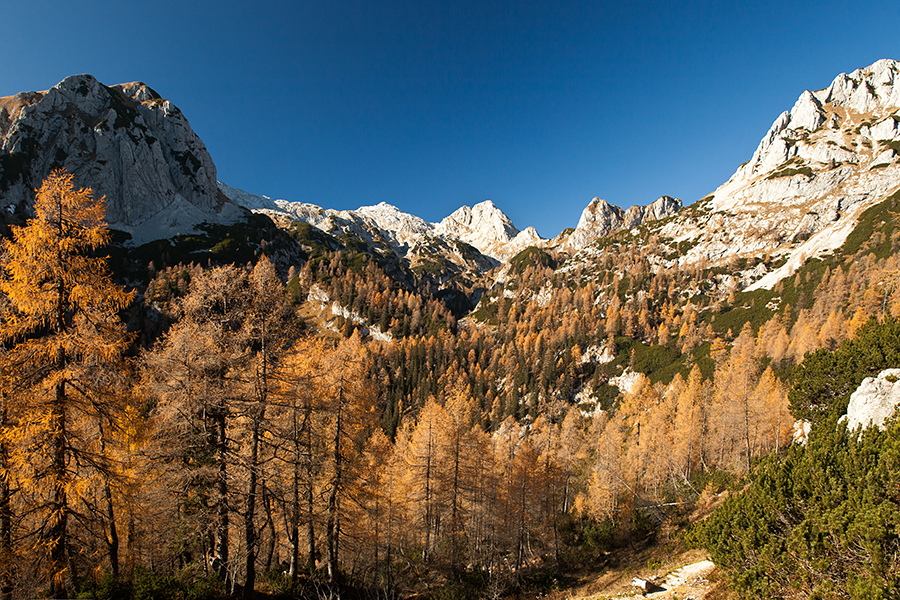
xmin=0 ymin=74 xmax=245 ymax=244
xmin=649 ymin=59 xmax=900 ymax=291
xmin=221 ymin=183 xmax=544 ymax=265
xmin=564 ymin=195 xmax=682 ymax=252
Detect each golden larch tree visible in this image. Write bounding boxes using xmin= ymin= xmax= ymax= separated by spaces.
xmin=396 ymin=396 xmax=447 ymax=562
xmin=0 ymin=169 xmax=133 ymax=598
xmin=144 ymin=265 xmax=249 ymax=587
xmin=270 ymin=336 xmax=332 ymax=582
xmin=320 ymin=332 xmax=377 ymax=580
xmin=238 ymin=255 xmax=297 ymax=596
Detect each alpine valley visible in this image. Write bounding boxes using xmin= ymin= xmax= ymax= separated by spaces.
xmin=3 ymin=60 xmax=900 ymax=600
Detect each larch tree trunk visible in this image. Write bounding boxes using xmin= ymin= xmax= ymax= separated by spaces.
xmin=326 ymin=376 xmax=344 ymax=581
xmin=214 ymin=406 xmax=229 ymax=584
xmin=0 ymin=393 xmax=12 ymax=600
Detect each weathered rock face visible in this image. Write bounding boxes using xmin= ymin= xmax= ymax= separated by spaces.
xmin=567 ymin=198 xmax=624 ymax=249
xmin=436 ymin=200 xmax=547 ymax=262
xmin=221 ymin=182 xmax=543 ymax=265
xmin=842 ymin=368 xmax=900 ymax=431
xmin=624 ymin=195 xmax=683 ymax=228
xmin=436 ymin=200 xmax=519 ymax=249
xmin=0 ymin=74 xmax=245 ymax=244
xmin=563 ymin=195 xmax=682 ymax=252
xmin=653 ymin=59 xmax=900 ymax=291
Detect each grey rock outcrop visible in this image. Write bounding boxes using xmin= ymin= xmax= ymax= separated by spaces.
xmin=842 ymin=369 xmax=900 ymax=431
xmin=564 ymin=195 xmax=682 ymax=251
xmin=221 ymin=181 xmax=544 ymax=264
xmin=650 ymin=59 xmax=900 ymax=292
xmin=0 ymin=74 xmax=245 ymax=244
xmin=436 ymin=200 xmax=528 ymax=261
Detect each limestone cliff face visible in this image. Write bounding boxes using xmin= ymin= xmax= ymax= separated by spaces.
xmin=436 ymin=200 xmax=543 ymax=262
xmin=655 ymin=59 xmax=900 ymax=290
xmin=0 ymin=74 xmax=245 ymax=244
xmin=563 ymin=195 xmax=682 ymax=252
xmin=222 ymin=182 xmax=543 ymax=265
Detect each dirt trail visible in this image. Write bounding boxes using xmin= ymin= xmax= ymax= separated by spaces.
xmin=640 ymin=559 xmax=715 ymax=598
xmin=566 ymin=555 xmax=719 ymax=600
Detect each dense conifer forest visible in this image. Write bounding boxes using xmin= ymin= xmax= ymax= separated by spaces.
xmin=3 ymin=170 xmax=900 ymax=599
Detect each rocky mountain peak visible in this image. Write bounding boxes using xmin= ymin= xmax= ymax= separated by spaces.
xmin=114 ymin=81 xmax=163 ymax=104
xmin=0 ymin=74 xmax=245 ymax=244
xmin=437 ymin=200 xmax=519 ymax=242
xmin=219 ymin=182 xmax=541 ymax=264
xmin=729 ymin=59 xmax=900 ymax=186
xmin=343 ymin=201 xmax=433 ymax=249
xmin=664 ymin=58 xmax=900 ymax=290
xmin=624 ymin=195 xmax=682 ymax=228
xmin=564 ymin=195 xmax=681 ymax=252
xmin=819 ymin=59 xmax=900 ymax=110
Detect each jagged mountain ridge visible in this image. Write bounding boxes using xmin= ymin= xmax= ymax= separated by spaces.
xmin=219 ymin=180 xmax=685 ymax=277
xmin=226 ymin=63 xmax=900 ymax=289
xmin=645 ymin=59 xmax=900 ymax=291
xmin=0 ymin=73 xmax=699 ymax=282
xmin=561 ymin=195 xmax=684 ymax=252
xmin=0 ymin=74 xmax=246 ymax=244
xmin=218 ymin=180 xmax=549 ymax=263
xmin=3 ymin=61 xmax=899 ymax=298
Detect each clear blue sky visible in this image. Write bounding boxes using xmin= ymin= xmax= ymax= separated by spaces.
xmin=3 ymin=1 xmax=900 ymax=238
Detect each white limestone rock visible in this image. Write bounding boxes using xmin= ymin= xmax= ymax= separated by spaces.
xmin=436 ymin=200 xmax=520 ymax=256
xmin=218 ymin=180 xmax=279 ymax=211
xmin=871 ymin=116 xmax=900 ymax=140
xmin=580 ymin=345 xmax=615 ymax=365
xmin=623 ymin=195 xmax=682 ymax=228
xmin=609 ymin=369 xmax=640 ymax=395
xmin=495 ymin=226 xmax=544 ymax=262
xmin=759 ymin=138 xmax=797 ymax=174
xmin=659 ymin=59 xmax=900 ymax=292
xmin=357 ymin=202 xmax=432 ymax=239
xmin=848 ymin=80 xmax=880 ymax=114
xmin=0 ymin=74 xmax=246 ymax=244
xmin=792 ymin=420 xmax=811 ymax=445
xmin=798 ymin=142 xmax=857 ymax=165
xmin=564 ymin=195 xmax=681 ymax=252
xmin=741 ymin=111 xmax=791 ymax=179
xmin=219 ymin=178 xmax=545 ymax=269
xmin=566 ymin=197 xmax=624 ymax=250
xmin=728 ymin=61 xmax=900 ymax=183
xmin=272 ymin=200 xmax=332 ymax=229
xmin=790 ymin=90 xmax=826 ymax=132
xmin=822 ymin=73 xmax=856 ymax=105
xmin=642 ymin=195 xmax=683 ymax=221
xmin=336 ymin=202 xmax=434 ymax=251
xmin=843 ymin=369 xmax=900 ymax=431
xmin=872 ymin=148 xmax=897 ymax=167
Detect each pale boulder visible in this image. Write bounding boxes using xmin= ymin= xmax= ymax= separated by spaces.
xmin=843 ymin=369 xmax=900 ymax=431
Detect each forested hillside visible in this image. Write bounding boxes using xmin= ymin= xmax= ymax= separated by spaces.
xmin=694 ymin=317 xmax=900 ymax=599
xmin=3 ymin=168 xmax=900 ymax=600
